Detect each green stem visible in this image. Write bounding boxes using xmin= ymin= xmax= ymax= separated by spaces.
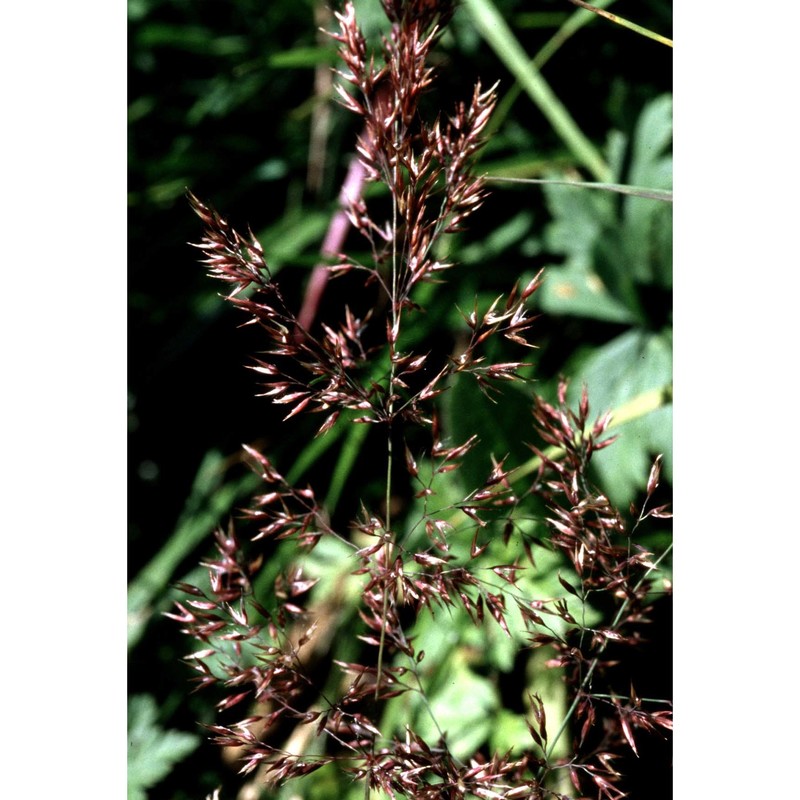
xmin=489 ymin=0 xmax=619 ymax=135
xmin=567 ymin=0 xmax=673 ymax=48
xmin=463 ymin=0 xmax=611 ymax=182
xmin=487 ymin=176 xmax=672 ymax=203
xmin=536 ymin=0 xmax=619 ymax=67
xmin=375 ymin=145 xmax=401 ymax=708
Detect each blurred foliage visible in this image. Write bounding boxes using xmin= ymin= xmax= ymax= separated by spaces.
xmin=128 ymin=694 xmax=200 ymax=800
xmin=129 ymin=0 xmax=672 ymax=797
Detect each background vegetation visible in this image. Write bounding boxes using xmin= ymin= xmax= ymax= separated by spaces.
xmin=128 ymin=1 xmax=672 ymax=798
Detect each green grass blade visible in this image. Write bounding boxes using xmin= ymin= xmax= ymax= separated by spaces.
xmin=534 ymin=0 xmax=618 ymax=69
xmin=285 ymin=415 xmax=348 ymax=485
xmin=567 ymin=0 xmax=673 ymax=47
xmin=487 ymin=175 xmax=672 ymax=203
xmin=127 ymin=450 xmax=260 ymax=651
xmin=324 ymin=416 xmax=371 ymax=513
xmin=489 ymin=0 xmax=619 ymax=135
xmin=463 ymin=0 xmax=611 ymax=182
xmin=128 ymin=424 xmax=349 ymax=653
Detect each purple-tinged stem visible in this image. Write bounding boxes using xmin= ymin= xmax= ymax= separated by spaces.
xmin=296 ymin=156 xmax=367 ymax=333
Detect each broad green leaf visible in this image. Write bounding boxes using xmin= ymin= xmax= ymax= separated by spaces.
xmin=629 ymin=95 xmax=673 ymax=185
xmin=566 ymin=329 xmax=672 ymax=506
xmin=538 ymin=180 xmax=626 ymax=320
xmin=622 ymin=94 xmax=673 ymax=286
xmin=128 ymin=695 xmax=199 ymax=800
xmin=492 ymin=708 xmax=534 ymax=753
xmin=538 ymin=95 xmax=672 ymax=318
xmin=542 ymin=179 xmax=615 ymax=262
xmin=416 ymin=657 xmax=497 ymax=759
xmin=539 ymin=260 xmax=637 ymax=323
xmin=441 ymin=370 xmax=536 ymax=496
xmin=255 ymin=209 xmax=330 ymax=271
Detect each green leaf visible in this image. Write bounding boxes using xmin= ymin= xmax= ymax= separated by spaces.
xmin=539 ymin=260 xmax=636 ymax=323
xmin=417 ymin=658 xmax=497 ymax=759
xmin=567 ymin=329 xmax=672 ymax=505
xmin=128 ymin=695 xmax=199 ymax=799
xmin=628 ymin=94 xmax=673 ymax=187
xmin=622 ymin=94 xmax=673 ymax=286
xmin=135 ymin=24 xmax=247 ymax=57
xmin=186 ymin=73 xmax=265 ymax=125
xmin=442 ymin=370 xmax=535 ymax=496
xmin=492 ymin=708 xmax=534 ymax=753
xmin=268 ymin=45 xmax=337 ymax=69
xmin=542 ymin=178 xmax=615 ymax=262
xmin=538 ymin=95 xmax=672 ymax=317
xmin=488 ymin=176 xmax=672 ymax=203
xmin=538 ymin=179 xmax=634 ymax=321
xmin=255 ymin=209 xmax=331 ymax=272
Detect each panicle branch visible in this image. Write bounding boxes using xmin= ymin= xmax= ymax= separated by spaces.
xmin=331 ymin=0 xmax=497 ymax=307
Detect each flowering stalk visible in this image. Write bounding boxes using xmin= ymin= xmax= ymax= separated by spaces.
xmin=171 ymin=2 xmax=672 ymax=798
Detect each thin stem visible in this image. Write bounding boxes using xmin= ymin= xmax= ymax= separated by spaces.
xmin=540 ymin=541 xmax=673 ymax=771
xmin=566 ymin=0 xmax=673 ymax=48
xmin=375 ymin=131 xmax=402 ymax=702
xmin=591 ymin=693 xmax=672 ymax=705
xmin=487 ymin=175 xmax=672 ymax=203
